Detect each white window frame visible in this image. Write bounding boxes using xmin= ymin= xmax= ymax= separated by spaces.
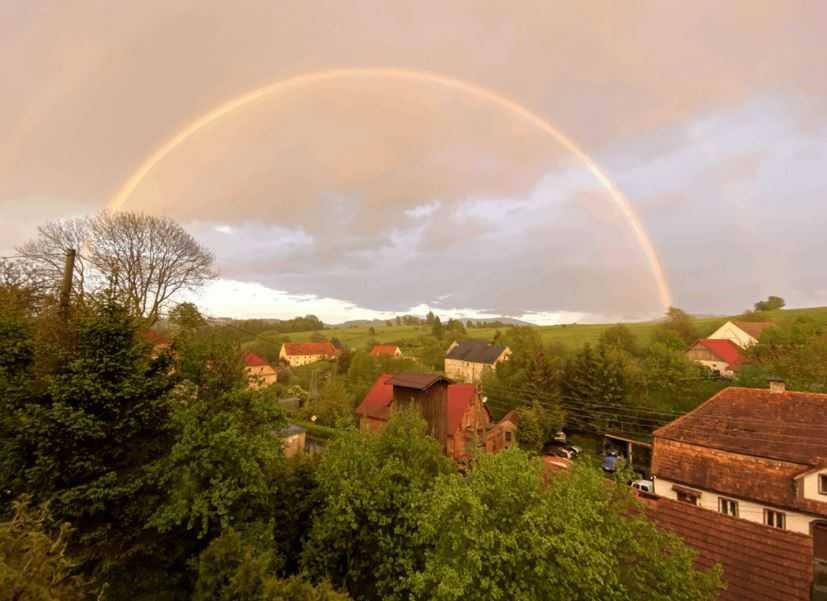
xmin=820 ymin=474 xmax=827 ymax=495
xmin=764 ymin=508 xmax=786 ymax=529
xmin=718 ymin=497 xmax=739 ymax=517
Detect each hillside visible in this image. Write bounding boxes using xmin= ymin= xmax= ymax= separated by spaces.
xmin=266 ymin=306 xmax=827 ymax=352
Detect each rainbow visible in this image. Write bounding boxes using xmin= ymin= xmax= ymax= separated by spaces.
xmin=109 ymin=67 xmax=672 ymax=310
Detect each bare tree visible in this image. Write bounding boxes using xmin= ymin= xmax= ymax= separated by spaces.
xmin=17 ymin=211 xmax=216 ymax=326
xmin=16 ymin=217 xmax=93 ymax=299
xmin=88 ymin=211 xmax=215 ymax=325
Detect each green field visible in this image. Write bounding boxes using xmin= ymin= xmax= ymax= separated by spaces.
xmin=276 ymin=305 xmax=827 ymax=352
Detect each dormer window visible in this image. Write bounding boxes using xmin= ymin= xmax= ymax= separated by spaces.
xmin=820 ymin=474 xmax=827 ymax=496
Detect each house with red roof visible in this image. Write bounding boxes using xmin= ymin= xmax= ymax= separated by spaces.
xmin=686 ymin=338 xmax=745 ymax=377
xmin=244 ymin=351 xmax=278 ymax=389
xmin=142 ymin=329 xmax=172 ymax=358
xmin=355 ymin=373 xmax=517 ymax=460
xmin=279 ymin=341 xmax=338 ymax=367
xmin=707 ymin=319 xmax=773 ymax=349
xmin=369 ymin=344 xmax=402 ymax=358
xmin=650 ymin=381 xmax=827 ymax=596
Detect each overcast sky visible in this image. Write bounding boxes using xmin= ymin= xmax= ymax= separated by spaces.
xmin=2 ymin=2 xmax=826 ymax=324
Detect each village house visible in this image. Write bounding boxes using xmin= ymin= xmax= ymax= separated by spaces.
xmin=143 ymin=329 xmax=171 ymax=356
xmin=707 ymin=319 xmax=773 ymax=349
xmin=444 ymin=339 xmax=511 ymax=384
xmin=279 ymin=341 xmax=338 ymax=367
xmin=243 ymin=351 xmax=278 ymax=389
xmin=686 ymin=338 xmax=744 ymax=378
xmin=369 ymin=344 xmax=402 ymax=358
xmin=355 ymin=372 xmax=517 ymax=461
xmin=650 ymin=380 xmax=827 ymax=596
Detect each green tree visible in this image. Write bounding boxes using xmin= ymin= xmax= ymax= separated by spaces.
xmin=301 ymin=412 xmax=452 ymax=600
xmin=194 ymin=528 xmax=350 ymax=601
xmin=149 ymin=386 xmax=287 ymax=538
xmin=0 ymin=496 xmax=97 ymax=601
xmin=652 ymin=307 xmax=697 ymax=349
xmin=303 ymin=378 xmax=354 ymax=427
xmin=431 ymin=316 xmax=444 ymax=340
xmin=175 ymin=327 xmax=245 ymax=401
xmin=599 ymin=324 xmax=639 ymax=356
xmin=167 ymin=301 xmax=207 ymax=331
xmin=754 ymin=295 xmax=785 ymax=312
xmin=410 ymin=450 xmax=721 ymax=601
xmin=13 ymin=298 xmax=175 ymax=562
xmin=515 ymin=401 xmax=565 ymax=452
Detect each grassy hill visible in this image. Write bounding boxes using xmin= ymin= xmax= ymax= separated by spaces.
xmin=248 ymin=306 xmax=827 ymax=354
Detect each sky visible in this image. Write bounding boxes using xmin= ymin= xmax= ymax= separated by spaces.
xmin=2 ymin=2 xmax=826 ymax=324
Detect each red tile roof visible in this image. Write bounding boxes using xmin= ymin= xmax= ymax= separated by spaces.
xmin=654 ymin=386 xmax=827 ymax=466
xmin=731 ymin=320 xmax=773 ymax=340
xmin=370 ymin=344 xmax=400 ymax=356
xmin=143 ymin=329 xmax=170 ymax=346
xmin=445 ymin=384 xmax=478 ymax=434
xmin=243 ymin=351 xmax=269 ymax=367
xmin=643 ymin=496 xmax=813 ymax=601
xmin=355 ymin=373 xmax=395 ymax=421
xmin=693 ymin=338 xmax=745 ymax=367
xmin=282 ymin=342 xmax=337 ymax=357
xmin=652 ymin=439 xmax=827 ymax=518
xmin=356 ymin=375 xmax=484 ymax=433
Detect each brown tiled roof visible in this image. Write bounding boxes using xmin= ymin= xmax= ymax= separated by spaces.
xmin=652 ymin=439 xmax=827 ymax=518
xmin=731 ymin=320 xmax=773 ymax=339
xmin=282 ymin=342 xmax=338 ymax=357
xmin=644 ymin=496 xmax=813 ymax=601
xmin=387 ymin=372 xmax=450 ymax=390
xmin=654 ymin=386 xmax=827 ymax=466
xmin=445 ymin=339 xmax=507 ymax=364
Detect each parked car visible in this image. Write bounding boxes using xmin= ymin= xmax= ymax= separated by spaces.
xmin=566 ymin=444 xmax=582 ymax=457
xmin=630 ymin=479 xmax=654 ymax=494
xmin=544 ymin=445 xmax=575 ymax=460
xmin=601 ymin=450 xmax=620 ymax=473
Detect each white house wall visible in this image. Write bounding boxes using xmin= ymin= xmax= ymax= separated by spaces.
xmin=653 ymin=476 xmax=817 ymax=535
xmin=707 ymin=321 xmax=758 ymax=349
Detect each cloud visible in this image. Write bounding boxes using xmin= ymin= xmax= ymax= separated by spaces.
xmin=1 ymin=3 xmax=826 ymax=319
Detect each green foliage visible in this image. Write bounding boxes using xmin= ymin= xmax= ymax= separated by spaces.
xmin=410 ymin=450 xmax=721 ymax=601
xmin=515 ymin=401 xmax=564 ymax=452
xmin=431 ymin=316 xmax=444 ymax=340
xmin=167 ymin=302 xmax=207 ymax=331
xmin=739 ymin=317 xmax=827 ymax=392
xmin=302 ymin=378 xmax=354 ymax=427
xmin=149 ymin=386 xmax=287 ymax=538
xmin=14 ymin=298 xmax=175 ymax=559
xmin=175 ymin=327 xmax=245 ymax=401
xmin=652 ymin=307 xmax=697 ymax=349
xmin=754 ymin=295 xmax=785 ymax=312
xmin=301 ymin=412 xmax=452 ymax=600
xmin=599 ymin=324 xmax=640 ymax=356
xmin=194 ymin=528 xmax=349 ymax=601
xmin=0 ymin=496 xmax=97 ymax=601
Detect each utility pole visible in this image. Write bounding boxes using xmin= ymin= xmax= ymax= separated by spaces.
xmin=59 ymin=248 xmax=76 ymax=320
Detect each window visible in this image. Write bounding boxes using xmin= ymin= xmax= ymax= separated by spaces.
xmin=820 ymin=474 xmax=827 ymax=495
xmin=719 ymin=497 xmax=739 ymax=517
xmin=764 ymin=509 xmax=786 ymax=529
xmin=676 ymin=490 xmax=699 ymax=505
xmin=505 ymin=431 xmax=512 ymax=442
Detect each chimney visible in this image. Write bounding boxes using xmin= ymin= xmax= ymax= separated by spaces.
xmin=768 ymin=378 xmax=786 ymax=394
